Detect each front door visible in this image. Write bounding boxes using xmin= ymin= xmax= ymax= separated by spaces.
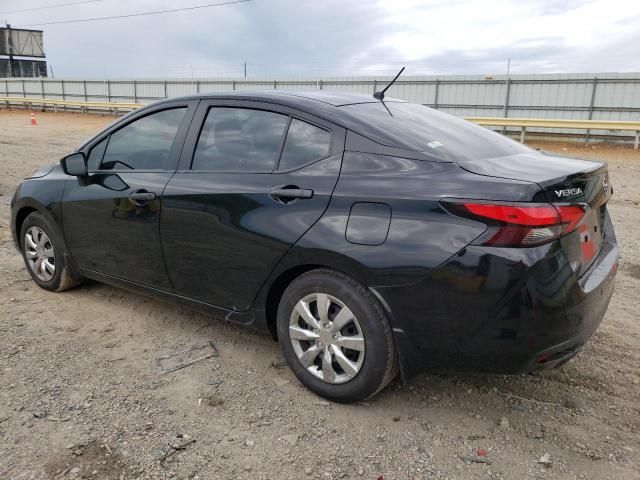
xmin=62 ymin=103 xmax=195 ymax=289
xmin=161 ymin=100 xmax=345 ymax=311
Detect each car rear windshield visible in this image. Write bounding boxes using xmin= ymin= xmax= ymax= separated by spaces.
xmin=339 ymin=102 xmax=531 ymax=162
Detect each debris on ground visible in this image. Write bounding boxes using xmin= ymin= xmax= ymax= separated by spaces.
xmin=270 ymin=358 xmax=288 ymax=369
xmin=499 ymin=391 xmax=562 ymax=407
xmin=198 ymin=394 xmax=224 ymax=407
xmin=274 ymin=377 xmax=290 ymax=387
xmin=155 ymin=341 xmax=218 ymax=374
xmin=499 ymin=416 xmax=510 ymax=430
xmin=153 ymin=434 xmax=196 ymax=465
xmin=460 ymin=455 xmax=493 ymax=465
xmin=281 ymin=433 xmax=299 ymax=446
xmin=538 ymin=452 xmax=552 ymax=467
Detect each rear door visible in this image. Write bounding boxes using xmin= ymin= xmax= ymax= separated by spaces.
xmin=160 ymin=99 xmax=345 ymax=311
xmin=62 ymin=101 xmax=196 ymax=289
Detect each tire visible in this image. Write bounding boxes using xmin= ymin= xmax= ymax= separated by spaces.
xmin=277 ymin=268 xmax=397 ymax=403
xmin=19 ymin=211 xmax=82 ymax=292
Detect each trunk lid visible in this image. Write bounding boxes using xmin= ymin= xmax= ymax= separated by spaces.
xmin=458 ymin=151 xmax=612 ymax=276
xmin=456 ymin=151 xmax=603 ymax=187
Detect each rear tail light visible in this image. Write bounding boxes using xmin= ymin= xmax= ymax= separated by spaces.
xmin=442 ymin=200 xmax=586 ymax=247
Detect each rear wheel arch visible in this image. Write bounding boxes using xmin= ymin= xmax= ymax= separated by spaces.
xmin=264 ymin=261 xmax=372 ymax=340
xmin=266 ymin=264 xmax=325 ymax=339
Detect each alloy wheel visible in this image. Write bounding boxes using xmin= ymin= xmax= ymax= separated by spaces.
xmin=25 ymin=226 xmax=56 ymax=282
xmin=289 ymin=293 xmax=365 ymax=384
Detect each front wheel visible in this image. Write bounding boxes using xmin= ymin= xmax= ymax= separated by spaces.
xmin=277 ymin=269 xmax=397 ymax=403
xmin=20 ymin=212 xmax=82 ymax=292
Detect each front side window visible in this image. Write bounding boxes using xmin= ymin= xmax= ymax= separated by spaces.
xmin=278 ymin=119 xmax=331 ymax=171
xmin=100 ymin=108 xmax=186 ymax=171
xmin=87 ymin=137 xmax=108 ymax=172
xmin=192 ymin=107 xmax=289 ymax=172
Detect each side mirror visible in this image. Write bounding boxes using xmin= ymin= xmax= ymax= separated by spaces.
xmin=61 ymin=152 xmax=88 ymax=176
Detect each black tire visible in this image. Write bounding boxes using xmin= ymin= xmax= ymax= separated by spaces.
xmin=277 ymin=268 xmax=397 ymax=403
xmin=19 ymin=211 xmax=82 ymax=292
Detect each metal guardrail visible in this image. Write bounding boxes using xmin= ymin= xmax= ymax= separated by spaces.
xmin=0 ymin=96 xmax=142 ymax=114
xmin=1 ymin=96 xmax=639 ymax=150
xmin=466 ymin=117 xmax=640 ymax=149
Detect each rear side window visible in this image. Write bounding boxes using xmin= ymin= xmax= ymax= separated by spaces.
xmin=278 ymin=119 xmax=331 ymax=171
xmin=338 ymin=102 xmax=530 ymax=162
xmin=192 ymin=107 xmax=289 ymax=172
xmin=100 ymin=108 xmax=186 ymax=171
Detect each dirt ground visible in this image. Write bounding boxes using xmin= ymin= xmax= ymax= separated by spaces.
xmin=0 ymin=110 xmax=639 ymax=480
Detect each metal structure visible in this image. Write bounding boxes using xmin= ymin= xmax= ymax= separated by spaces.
xmin=1 ymin=73 xmax=639 ymax=142
xmin=466 ymin=117 xmax=640 ymax=150
xmin=3 ymin=95 xmax=638 ymax=149
xmin=0 ymin=96 xmax=141 ymax=114
xmin=0 ymin=59 xmax=46 ymax=77
xmin=0 ymin=26 xmax=46 ymax=78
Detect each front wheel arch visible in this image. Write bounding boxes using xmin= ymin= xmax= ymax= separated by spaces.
xmin=14 ymin=206 xmax=38 ymax=251
xmin=19 ymin=211 xmax=82 ymax=292
xmin=12 ymin=196 xmax=61 ymax=253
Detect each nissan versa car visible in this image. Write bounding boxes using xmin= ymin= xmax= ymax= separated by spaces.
xmin=10 ymin=90 xmax=618 ymax=403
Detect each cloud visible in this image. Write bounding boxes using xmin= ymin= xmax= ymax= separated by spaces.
xmin=2 ymin=0 xmax=639 ymax=77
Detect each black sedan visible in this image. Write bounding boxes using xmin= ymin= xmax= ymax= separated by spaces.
xmin=10 ymin=91 xmax=618 ymax=403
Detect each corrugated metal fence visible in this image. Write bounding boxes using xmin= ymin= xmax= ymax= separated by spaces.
xmin=2 ymin=73 xmax=640 ymax=141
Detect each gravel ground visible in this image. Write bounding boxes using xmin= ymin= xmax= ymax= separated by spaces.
xmin=1 ymin=110 xmax=639 ymax=480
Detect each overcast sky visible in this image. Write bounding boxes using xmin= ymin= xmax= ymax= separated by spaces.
xmin=3 ymin=0 xmax=640 ymax=78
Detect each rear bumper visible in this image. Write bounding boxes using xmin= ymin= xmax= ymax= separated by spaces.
xmin=521 ymin=238 xmax=617 ymax=372
xmin=375 ymin=212 xmax=618 ymax=379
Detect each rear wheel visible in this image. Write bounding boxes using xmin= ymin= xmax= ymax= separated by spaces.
xmin=20 ymin=212 xmax=82 ymax=292
xmin=277 ymin=269 xmax=397 ymax=403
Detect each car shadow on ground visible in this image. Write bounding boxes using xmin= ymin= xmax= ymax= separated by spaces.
xmin=73 ymin=279 xmax=599 ymax=413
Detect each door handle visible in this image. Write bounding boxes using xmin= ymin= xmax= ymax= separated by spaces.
xmin=129 ymin=190 xmax=156 ymax=205
xmin=269 ymin=187 xmax=314 ymax=202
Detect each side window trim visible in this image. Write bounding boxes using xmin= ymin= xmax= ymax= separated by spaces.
xmin=271 ymin=115 xmax=292 ymax=173
xmin=274 ymin=116 xmax=334 ymax=173
xmin=176 ymin=99 xmax=345 ymax=173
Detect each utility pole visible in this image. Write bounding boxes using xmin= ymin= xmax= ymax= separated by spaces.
xmin=243 ymin=61 xmax=246 ymax=79
xmin=6 ymin=22 xmax=14 ymax=78
xmin=501 ymin=58 xmax=512 ymax=133
xmin=49 ymin=64 xmax=54 ymax=78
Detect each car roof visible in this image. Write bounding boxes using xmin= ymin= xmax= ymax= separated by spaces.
xmin=161 ymin=90 xmax=406 ymax=108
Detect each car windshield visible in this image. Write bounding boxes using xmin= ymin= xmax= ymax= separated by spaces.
xmin=339 ymin=102 xmax=531 ymax=162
